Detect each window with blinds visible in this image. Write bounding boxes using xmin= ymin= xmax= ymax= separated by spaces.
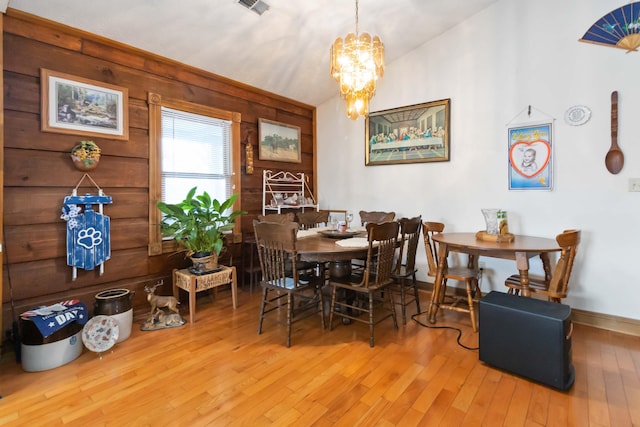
xmin=161 ymin=107 xmax=232 ymax=205
xmin=148 ymin=93 xmax=241 ymax=256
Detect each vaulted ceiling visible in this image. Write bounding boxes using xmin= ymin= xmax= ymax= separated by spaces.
xmin=7 ymin=0 xmax=498 ymax=106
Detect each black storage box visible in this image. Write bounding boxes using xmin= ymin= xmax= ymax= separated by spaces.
xmin=479 ymin=291 xmax=574 ymax=390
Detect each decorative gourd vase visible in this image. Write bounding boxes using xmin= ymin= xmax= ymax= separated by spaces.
xmin=72 ymin=156 xmax=100 ymax=171
xmin=481 ymin=209 xmax=500 ymax=235
xmin=70 ymin=140 xmax=101 ymax=171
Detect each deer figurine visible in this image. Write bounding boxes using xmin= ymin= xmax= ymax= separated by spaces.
xmin=144 ymin=280 xmax=180 ymax=317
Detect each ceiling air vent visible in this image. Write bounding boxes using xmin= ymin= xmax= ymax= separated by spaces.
xmin=237 ymin=0 xmax=270 ymax=16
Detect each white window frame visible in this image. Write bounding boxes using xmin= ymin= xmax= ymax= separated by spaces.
xmin=148 ymin=93 xmax=241 ymax=255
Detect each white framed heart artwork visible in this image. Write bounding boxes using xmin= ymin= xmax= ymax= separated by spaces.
xmin=507 ymin=123 xmax=553 ymax=191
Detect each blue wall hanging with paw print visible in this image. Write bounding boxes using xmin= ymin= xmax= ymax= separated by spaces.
xmin=61 ymin=173 xmax=112 ymax=280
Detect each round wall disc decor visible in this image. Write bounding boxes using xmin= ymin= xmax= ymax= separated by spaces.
xmin=564 ymin=105 xmax=591 ymax=126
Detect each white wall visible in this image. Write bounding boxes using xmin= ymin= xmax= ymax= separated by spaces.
xmin=316 ymin=0 xmax=640 ymax=320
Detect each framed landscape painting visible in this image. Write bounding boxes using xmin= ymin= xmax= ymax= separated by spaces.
xmin=258 ymin=118 xmax=302 ymax=163
xmin=365 ymin=99 xmax=450 ymax=166
xmin=41 ymin=69 xmax=129 ymax=140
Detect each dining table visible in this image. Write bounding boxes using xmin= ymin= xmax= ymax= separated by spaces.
xmin=296 ymin=231 xmax=368 ymax=261
xmin=295 ymin=228 xmax=370 ymax=278
xmin=294 ymin=226 xmax=396 ymax=325
xmin=428 ymin=232 xmax=561 ymax=324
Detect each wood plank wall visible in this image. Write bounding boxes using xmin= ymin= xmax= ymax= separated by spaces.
xmin=1 ymin=9 xmax=316 ymax=335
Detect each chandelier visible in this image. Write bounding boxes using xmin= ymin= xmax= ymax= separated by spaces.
xmin=330 ymin=0 xmax=384 ymax=120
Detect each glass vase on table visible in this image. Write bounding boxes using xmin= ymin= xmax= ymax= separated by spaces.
xmin=481 ymin=208 xmax=500 ymax=234
xmin=346 ymin=211 xmax=354 ymax=230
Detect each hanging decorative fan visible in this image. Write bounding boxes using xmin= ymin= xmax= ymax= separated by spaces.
xmin=579 ymin=2 xmax=640 ymax=52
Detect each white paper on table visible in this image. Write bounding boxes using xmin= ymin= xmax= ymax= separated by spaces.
xmin=296 ymin=226 xmax=332 ymax=238
xmin=335 ymin=238 xmax=370 ymax=248
xmin=296 ymin=229 xmax=319 ymax=238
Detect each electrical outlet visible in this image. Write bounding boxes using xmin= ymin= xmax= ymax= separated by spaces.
xmin=629 ymin=178 xmax=640 ymax=192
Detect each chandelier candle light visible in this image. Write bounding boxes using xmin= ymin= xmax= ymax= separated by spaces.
xmin=330 ymin=0 xmax=384 ymax=120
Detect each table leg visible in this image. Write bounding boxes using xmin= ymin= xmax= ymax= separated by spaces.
xmin=428 ymin=242 xmax=448 ymax=323
xmin=188 ymin=275 xmax=196 ymax=324
xmin=230 ymin=266 xmax=238 ymax=309
xmin=249 ymin=241 xmax=256 ymax=293
xmin=515 ymin=251 xmax=531 ymax=297
xmin=172 ymin=269 xmax=179 ymax=300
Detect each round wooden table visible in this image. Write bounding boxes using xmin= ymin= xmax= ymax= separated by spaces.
xmin=296 ymin=234 xmax=369 ymax=263
xmin=428 ymin=232 xmax=561 ymax=323
xmin=295 ymin=233 xmax=370 ymax=279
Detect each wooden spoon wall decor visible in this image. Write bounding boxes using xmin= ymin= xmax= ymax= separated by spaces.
xmin=605 ymin=90 xmax=624 ymax=174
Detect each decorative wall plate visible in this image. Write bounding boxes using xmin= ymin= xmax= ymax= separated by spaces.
xmin=82 ymin=315 xmax=119 ymax=353
xmin=565 ymin=105 xmax=591 ymax=126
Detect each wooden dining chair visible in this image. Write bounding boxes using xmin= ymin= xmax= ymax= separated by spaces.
xmin=505 ymin=229 xmax=581 ymax=303
xmin=244 ymin=213 xmax=295 ymax=294
xmin=359 ymin=210 xmax=395 ymax=226
xmin=390 ymin=216 xmax=422 ymax=324
xmin=296 ymin=210 xmax=330 ymax=230
xmin=328 ymin=221 xmax=399 ymax=347
xmin=257 ymin=211 xmax=316 ymax=274
xmin=352 ymin=210 xmax=396 ymax=273
xmin=257 ymin=212 xmax=295 ymax=224
xmin=295 ymin=210 xmax=332 ymax=276
xmin=423 ymin=221 xmax=481 ymax=332
xmin=253 ymin=220 xmax=325 ymax=347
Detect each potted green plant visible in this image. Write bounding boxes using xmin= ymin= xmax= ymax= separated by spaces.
xmin=157 ymin=187 xmax=246 ymax=274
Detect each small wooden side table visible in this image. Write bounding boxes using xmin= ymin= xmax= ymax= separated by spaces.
xmin=172 ymin=266 xmax=238 ymax=324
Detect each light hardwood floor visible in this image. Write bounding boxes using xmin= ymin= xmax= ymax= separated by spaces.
xmin=1 ymin=287 xmax=639 ymax=426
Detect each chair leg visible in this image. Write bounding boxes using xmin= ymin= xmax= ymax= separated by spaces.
xmin=399 ymin=278 xmax=407 ymax=325
xmin=286 ymin=293 xmax=293 ymax=348
xmin=388 ymin=288 xmax=398 ymax=330
xmin=474 ymin=279 xmax=482 ymax=300
xmin=368 ymin=292 xmax=375 ymax=347
xmin=328 ymin=286 xmax=337 ymax=331
xmin=412 ymin=274 xmax=421 ymax=315
xmin=258 ymin=287 xmax=268 ymax=334
xmin=466 ymin=280 xmax=477 ymax=333
xmin=317 ymin=285 xmax=325 ymax=331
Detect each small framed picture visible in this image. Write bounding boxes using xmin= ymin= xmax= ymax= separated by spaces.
xmin=365 ymin=99 xmax=450 ymax=166
xmin=258 ymin=118 xmax=302 ymax=163
xmin=41 ymin=69 xmax=129 ymax=140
